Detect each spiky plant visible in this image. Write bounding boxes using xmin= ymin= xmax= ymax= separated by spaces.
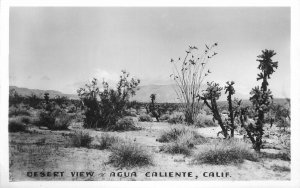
xmin=248 ymin=49 xmax=278 ymax=152
xmin=201 ymin=81 xmax=228 ymax=138
xmin=170 ymin=43 xmax=218 ymax=124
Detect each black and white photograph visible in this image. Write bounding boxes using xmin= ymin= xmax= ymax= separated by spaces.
xmin=1 ymin=1 xmax=300 ymax=187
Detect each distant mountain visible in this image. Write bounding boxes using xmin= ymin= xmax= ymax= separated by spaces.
xmin=132 ymin=84 xmax=249 ymax=103
xmin=10 ymin=85 xmax=288 ymax=104
xmin=9 ymin=86 xmax=79 ymax=99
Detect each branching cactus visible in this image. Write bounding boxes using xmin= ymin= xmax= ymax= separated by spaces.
xmin=170 ymin=43 xmax=218 ymax=124
xmin=225 ymin=81 xmax=236 ymax=137
xmin=248 ymin=49 xmax=278 ymax=152
xmin=200 ymin=81 xmax=228 ymax=138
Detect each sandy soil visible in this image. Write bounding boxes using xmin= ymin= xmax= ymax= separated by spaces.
xmin=9 ymin=122 xmax=290 ymax=181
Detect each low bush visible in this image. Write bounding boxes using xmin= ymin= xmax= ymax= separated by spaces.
xmin=138 ymin=114 xmax=153 ymax=122
xmin=192 ymin=139 xmax=258 ymax=165
xmin=109 ymin=116 xmax=138 ymax=131
xmin=271 ymin=164 xmax=290 ymax=172
xmin=194 ymin=114 xmax=217 ymax=128
xmin=157 ymin=125 xmax=206 ymax=144
xmin=160 ymin=140 xmax=193 ymax=156
xmin=158 ymin=125 xmax=206 ymax=155
xmin=9 ymin=106 xmax=31 ymax=117
xmin=95 ymin=133 xmax=123 ymax=150
xmin=159 ymin=114 xmax=170 ymax=121
xmin=70 ymin=131 xmax=93 ymax=148
xmin=107 ymin=141 xmax=153 ymax=168
xmin=9 ymin=117 xmax=29 ymax=132
xmin=167 ymin=112 xmax=185 ymax=124
xmin=38 ymin=108 xmax=71 ymax=130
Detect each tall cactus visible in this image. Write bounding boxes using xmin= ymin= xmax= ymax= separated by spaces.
xmin=201 ymin=81 xmax=228 ymax=138
xmin=225 ymin=81 xmax=236 ymax=137
xmin=249 ymin=49 xmax=278 ymax=152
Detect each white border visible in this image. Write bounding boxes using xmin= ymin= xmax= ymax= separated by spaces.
xmin=1 ymin=0 xmax=299 ymax=188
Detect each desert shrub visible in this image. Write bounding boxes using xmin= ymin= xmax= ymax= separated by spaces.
xmin=157 ymin=125 xmax=206 ymax=144
xmin=77 ymin=71 xmax=140 ymax=130
xmin=159 ymin=114 xmax=170 ymax=121
xmin=138 ymin=114 xmax=153 ymax=122
xmin=124 ymin=108 xmax=138 ymax=117
xmin=38 ymin=107 xmax=71 ymax=130
xmin=107 ymin=141 xmax=153 ymax=168
xmin=70 ymin=131 xmax=93 ymax=148
xmin=110 ymin=116 xmax=138 ymax=131
xmin=192 ymin=139 xmax=258 ymax=165
xmin=160 ymin=141 xmax=192 ymax=156
xmin=194 ymin=114 xmax=217 ymax=127
xmin=95 ymin=133 xmax=123 ymax=150
xmin=9 ymin=117 xmax=29 ymax=132
xmin=271 ymin=165 xmax=290 ymax=172
xmin=67 ymin=104 xmax=77 ymax=113
xmin=167 ymin=112 xmax=185 ymax=124
xmin=9 ymin=105 xmax=31 ymax=117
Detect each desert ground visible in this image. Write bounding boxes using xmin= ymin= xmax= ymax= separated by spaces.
xmin=9 ymin=115 xmax=290 ymax=181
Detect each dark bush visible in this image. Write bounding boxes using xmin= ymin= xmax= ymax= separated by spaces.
xmin=110 ymin=116 xmax=138 ymax=131
xmin=70 ymin=131 xmax=93 ymax=148
xmin=77 ymin=71 xmax=140 ymax=130
xmin=9 ymin=118 xmax=28 ymax=132
xmin=38 ymin=107 xmax=71 ymax=130
xmin=9 ymin=106 xmax=31 ymax=117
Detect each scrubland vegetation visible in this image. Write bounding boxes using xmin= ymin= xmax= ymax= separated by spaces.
xmin=8 ymin=45 xmax=291 ymax=180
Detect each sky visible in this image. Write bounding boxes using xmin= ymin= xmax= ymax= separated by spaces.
xmin=9 ymin=7 xmax=290 ymax=98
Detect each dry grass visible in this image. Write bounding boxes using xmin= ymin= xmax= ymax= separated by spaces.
xmin=192 ymin=139 xmax=258 ymax=165
xmin=158 ymin=125 xmax=207 ymax=155
xmin=94 ymin=133 xmax=123 ymax=150
xmin=107 ymin=141 xmax=153 ymax=168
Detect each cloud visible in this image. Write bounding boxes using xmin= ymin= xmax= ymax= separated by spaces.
xmin=93 ymin=69 xmax=120 ymax=86
xmin=41 ymin=76 xmax=50 ymax=80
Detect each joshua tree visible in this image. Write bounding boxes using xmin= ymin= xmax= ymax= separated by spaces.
xmin=44 ymin=92 xmax=50 ymax=104
xmin=170 ymin=43 xmax=218 ymax=124
xmin=149 ymin=94 xmax=160 ymax=122
xmin=248 ymin=49 xmax=278 ymax=152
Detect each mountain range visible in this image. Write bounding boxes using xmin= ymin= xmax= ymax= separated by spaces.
xmin=9 ymin=85 xmax=250 ymax=102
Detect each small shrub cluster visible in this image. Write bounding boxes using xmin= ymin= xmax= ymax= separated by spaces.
xmin=158 ymin=125 xmax=206 ymax=155
xmin=9 ymin=105 xmax=31 ymax=117
xmin=110 ymin=116 xmax=139 ymax=131
xmin=192 ymin=139 xmax=258 ymax=165
xmin=8 ymin=116 xmax=30 ymax=132
xmin=95 ymin=133 xmax=123 ymax=150
xmin=159 ymin=114 xmax=170 ymax=121
xmin=167 ymin=112 xmax=185 ymax=124
xmin=38 ymin=107 xmax=71 ymax=130
xmin=194 ymin=114 xmax=217 ymax=128
xmin=107 ymin=141 xmax=153 ymax=168
xmin=138 ymin=114 xmax=153 ymax=122
xmin=70 ymin=131 xmax=93 ymax=148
